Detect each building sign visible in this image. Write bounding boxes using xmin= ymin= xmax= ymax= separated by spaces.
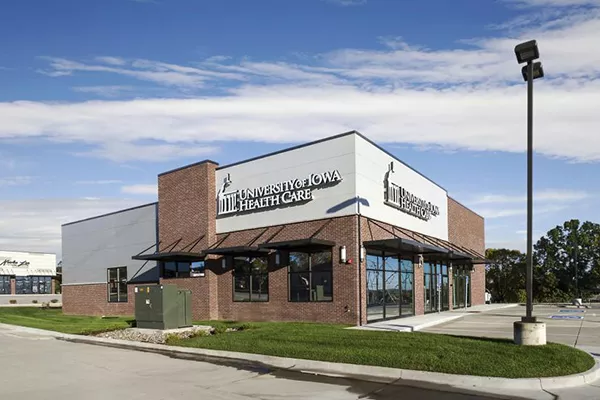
xmin=218 ymin=170 xmax=343 ymax=216
xmin=0 ymin=259 xmax=30 ymax=267
xmin=384 ymin=162 xmax=440 ymax=221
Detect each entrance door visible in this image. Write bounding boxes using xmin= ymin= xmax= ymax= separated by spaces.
xmin=366 ymin=253 xmax=414 ymax=322
xmin=453 ymin=267 xmax=471 ymax=309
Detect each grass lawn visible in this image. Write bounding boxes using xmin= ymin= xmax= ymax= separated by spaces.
xmin=168 ymin=321 xmax=595 ymax=379
xmin=0 ymin=308 xmax=133 ymax=335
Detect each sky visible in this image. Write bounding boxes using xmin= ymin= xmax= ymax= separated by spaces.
xmin=1 ymin=0 xmax=599 ymax=260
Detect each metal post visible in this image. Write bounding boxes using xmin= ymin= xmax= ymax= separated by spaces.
xmin=524 ymin=60 xmax=535 ymax=323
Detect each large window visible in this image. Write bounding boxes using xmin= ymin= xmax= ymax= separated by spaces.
xmin=15 ymin=276 xmax=52 ymax=294
xmin=288 ymin=251 xmax=333 ymax=302
xmin=107 ymin=267 xmax=128 ymax=303
xmin=161 ymin=261 xmax=191 ymax=278
xmin=0 ymin=276 xmax=10 ymax=294
xmin=233 ymin=257 xmax=269 ymax=302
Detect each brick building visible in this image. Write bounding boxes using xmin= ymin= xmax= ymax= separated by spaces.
xmin=61 ymin=131 xmax=486 ymax=325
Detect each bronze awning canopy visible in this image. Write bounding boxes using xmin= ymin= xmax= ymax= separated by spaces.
xmin=364 ymin=238 xmax=449 ymax=256
xmin=258 ymin=238 xmax=335 ymax=253
xmin=203 ymin=246 xmax=270 ymax=257
xmin=131 ymin=251 xmax=205 ymax=262
xmin=363 ymin=238 xmax=484 ymax=264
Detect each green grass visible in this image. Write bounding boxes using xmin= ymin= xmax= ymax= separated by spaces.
xmin=0 ymin=308 xmax=133 ymax=335
xmin=169 ymin=321 xmax=595 ymax=379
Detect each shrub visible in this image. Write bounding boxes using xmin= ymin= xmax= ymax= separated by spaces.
xmin=9 ymin=299 xmax=16 ymax=304
xmin=50 ymin=299 xmax=59 ymax=303
xmin=32 ymin=300 xmax=38 ymax=304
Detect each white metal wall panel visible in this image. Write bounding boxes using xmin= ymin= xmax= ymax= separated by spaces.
xmin=216 ymin=134 xmax=357 ymax=233
xmin=0 ymin=251 xmax=57 ymax=276
xmin=354 ymin=135 xmax=449 ymax=241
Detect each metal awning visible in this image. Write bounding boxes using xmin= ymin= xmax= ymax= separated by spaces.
xmin=203 ymin=246 xmax=271 ymax=257
xmin=258 ymin=238 xmax=335 ymax=253
xmin=131 ymin=251 xmax=206 ymax=262
xmin=364 ymin=238 xmax=450 ymax=256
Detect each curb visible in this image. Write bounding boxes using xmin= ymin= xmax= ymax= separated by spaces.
xmin=2 ymin=322 xmax=599 ymax=393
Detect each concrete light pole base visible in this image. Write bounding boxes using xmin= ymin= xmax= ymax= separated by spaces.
xmin=514 ymin=321 xmax=547 ymax=346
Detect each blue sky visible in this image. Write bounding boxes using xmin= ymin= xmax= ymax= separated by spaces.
xmin=1 ymin=0 xmax=599 ymax=258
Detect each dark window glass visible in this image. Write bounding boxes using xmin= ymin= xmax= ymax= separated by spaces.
xmin=163 ymin=262 xmax=177 ymax=278
xmin=107 ymin=267 xmax=127 ymax=303
xmin=289 ymin=251 xmax=332 ymax=302
xmin=233 ymin=257 xmax=268 ymax=302
xmin=0 ymin=276 xmax=10 ymax=294
xmin=162 ymin=261 xmax=192 ymax=278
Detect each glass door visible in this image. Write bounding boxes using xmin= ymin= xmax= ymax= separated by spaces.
xmin=367 ymin=254 xmax=384 ymax=322
xmin=366 ymin=253 xmax=415 ymax=322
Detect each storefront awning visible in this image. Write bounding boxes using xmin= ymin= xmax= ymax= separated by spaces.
xmin=258 ymin=238 xmax=335 ymax=253
xmin=203 ymin=246 xmax=271 ymax=257
xmin=131 ymin=251 xmax=206 ymax=262
xmin=364 ymin=238 xmax=450 ymax=256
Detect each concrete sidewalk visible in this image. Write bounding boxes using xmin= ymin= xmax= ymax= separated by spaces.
xmin=1 ymin=321 xmax=599 ymax=399
xmin=355 ymin=303 xmax=519 ymax=332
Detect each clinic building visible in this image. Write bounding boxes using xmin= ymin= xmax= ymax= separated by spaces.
xmin=61 ymin=131 xmax=486 ymax=325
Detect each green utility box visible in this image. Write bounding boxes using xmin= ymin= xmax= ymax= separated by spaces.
xmin=134 ymin=284 xmax=192 ymax=330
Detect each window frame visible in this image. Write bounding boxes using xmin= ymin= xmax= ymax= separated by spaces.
xmin=107 ymin=266 xmax=128 ymax=303
xmin=288 ymin=250 xmax=333 ymax=303
xmin=232 ymin=256 xmax=269 ymax=302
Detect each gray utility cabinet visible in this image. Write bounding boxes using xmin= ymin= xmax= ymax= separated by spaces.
xmin=135 ymin=284 xmax=192 ymax=330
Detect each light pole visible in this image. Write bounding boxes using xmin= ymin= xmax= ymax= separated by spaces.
xmin=513 ymin=40 xmax=546 ymax=345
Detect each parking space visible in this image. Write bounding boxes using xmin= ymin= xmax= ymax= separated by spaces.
xmin=422 ymin=305 xmax=600 ymax=348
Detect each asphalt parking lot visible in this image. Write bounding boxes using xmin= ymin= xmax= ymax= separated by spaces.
xmin=422 ymin=304 xmax=600 ymax=349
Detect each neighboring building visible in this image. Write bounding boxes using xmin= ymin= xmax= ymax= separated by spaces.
xmin=0 ymin=251 xmax=57 ymax=295
xmin=61 ymin=131 xmax=486 ymax=325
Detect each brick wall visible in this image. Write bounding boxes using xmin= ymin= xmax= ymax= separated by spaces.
xmin=10 ymin=278 xmax=15 ymax=295
xmin=447 ymin=197 xmax=486 ymax=306
xmin=62 ymin=283 xmax=140 ymax=316
xmin=214 ymin=216 xmax=359 ymax=324
xmin=158 ymin=161 xmax=217 ymax=252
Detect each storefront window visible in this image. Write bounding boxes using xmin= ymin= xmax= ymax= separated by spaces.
xmin=0 ymin=276 xmax=11 ymax=294
xmin=288 ymin=251 xmax=332 ymax=302
xmin=14 ymin=276 xmax=52 ymax=294
xmin=107 ymin=267 xmax=128 ymax=303
xmin=233 ymin=257 xmax=268 ymax=302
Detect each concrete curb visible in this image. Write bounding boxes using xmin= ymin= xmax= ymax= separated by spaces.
xmin=2 ymin=321 xmax=599 ymax=393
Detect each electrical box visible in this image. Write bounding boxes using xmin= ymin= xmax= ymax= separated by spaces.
xmin=134 ymin=284 xmax=192 ymax=330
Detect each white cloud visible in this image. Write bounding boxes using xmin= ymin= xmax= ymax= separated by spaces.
xmin=121 ymin=184 xmax=157 ymax=195
xmin=505 ymin=0 xmax=600 ymax=7
xmin=72 ymin=85 xmax=133 ymax=97
xmin=95 ymin=56 xmax=127 ymax=66
xmin=470 ymin=189 xmax=592 ymax=205
xmin=476 ymin=204 xmax=568 ymax=219
xmin=2 ymin=3 xmax=596 ymax=164
xmin=74 ymin=180 xmax=123 ymax=185
xmin=74 ymin=142 xmax=218 ymax=163
xmin=0 ymin=176 xmax=34 ymax=187
xmin=323 ymin=0 xmax=367 ymax=5
xmin=0 ymin=197 xmax=145 ymax=258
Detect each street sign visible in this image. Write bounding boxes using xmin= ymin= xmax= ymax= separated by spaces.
xmin=559 ymin=309 xmax=585 ymax=313
xmin=550 ymin=315 xmax=583 ymax=320
xmin=437 ymin=274 xmax=441 ymax=290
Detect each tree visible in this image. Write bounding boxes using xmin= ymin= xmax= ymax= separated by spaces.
xmin=485 ymin=248 xmax=526 ymax=303
xmin=534 ymin=219 xmax=600 ymax=300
